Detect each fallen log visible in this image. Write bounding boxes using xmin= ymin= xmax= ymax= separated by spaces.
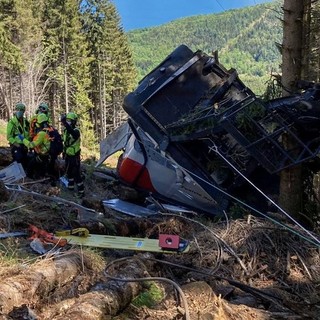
xmin=40 ymin=258 xmax=149 ymax=320
xmin=0 ymin=250 xmax=96 ymax=314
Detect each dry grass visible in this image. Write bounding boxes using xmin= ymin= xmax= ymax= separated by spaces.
xmin=0 ymin=120 xmax=8 ymax=147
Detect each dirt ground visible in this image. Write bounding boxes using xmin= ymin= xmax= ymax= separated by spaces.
xmin=0 ymin=144 xmax=320 ymax=320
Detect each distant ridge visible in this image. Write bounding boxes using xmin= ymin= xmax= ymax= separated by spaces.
xmin=127 ymin=1 xmax=282 ymax=94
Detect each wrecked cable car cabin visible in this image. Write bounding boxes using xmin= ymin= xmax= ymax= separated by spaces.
xmin=99 ymin=44 xmax=320 ymax=216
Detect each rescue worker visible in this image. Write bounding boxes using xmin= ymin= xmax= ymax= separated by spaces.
xmin=61 ymin=112 xmax=84 ymax=197
xmin=29 ymin=102 xmax=51 ymax=139
xmin=18 ymin=113 xmax=57 ymax=182
xmin=6 ymin=102 xmax=30 ymax=169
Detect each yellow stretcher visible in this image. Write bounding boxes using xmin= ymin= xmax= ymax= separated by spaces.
xmin=55 ymin=228 xmax=190 ymax=254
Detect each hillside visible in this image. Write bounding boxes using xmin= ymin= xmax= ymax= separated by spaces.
xmin=128 ymin=1 xmax=282 ymax=95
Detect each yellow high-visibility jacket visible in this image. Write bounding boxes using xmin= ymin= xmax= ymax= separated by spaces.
xmin=7 ymin=115 xmax=30 ymax=145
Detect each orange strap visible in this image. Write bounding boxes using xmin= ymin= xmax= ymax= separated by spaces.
xmin=28 ymin=225 xmax=67 ymax=247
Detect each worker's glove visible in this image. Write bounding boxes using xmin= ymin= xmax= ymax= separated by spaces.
xmin=17 ymin=134 xmax=24 ymax=141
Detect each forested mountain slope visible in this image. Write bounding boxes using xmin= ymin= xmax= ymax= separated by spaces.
xmin=128 ymin=1 xmax=282 ymax=94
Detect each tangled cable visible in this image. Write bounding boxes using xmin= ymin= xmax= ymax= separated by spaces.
xmin=104 ymin=256 xmax=191 ymax=320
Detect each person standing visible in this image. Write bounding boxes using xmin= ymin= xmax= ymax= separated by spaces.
xmin=61 ymin=112 xmax=84 ymax=197
xmin=29 ymin=102 xmax=51 ymax=139
xmin=6 ymin=102 xmax=30 ymax=169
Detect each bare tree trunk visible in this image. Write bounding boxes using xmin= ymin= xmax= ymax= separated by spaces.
xmin=64 ymin=66 xmax=69 ymax=114
xmin=0 ymin=81 xmax=10 ymax=120
xmin=18 ymin=71 xmax=23 ymax=102
xmin=112 ymin=89 xmax=116 ymax=128
xmin=281 ymin=0 xmax=303 ymax=96
xmin=279 ymin=0 xmax=304 ymax=219
xmin=102 ymin=60 xmax=107 ymax=138
xmin=318 ymin=49 xmax=320 ymax=82
xmin=301 ymin=0 xmax=311 ymax=79
xmin=98 ymin=61 xmax=104 ymax=140
xmin=62 ymin=34 xmax=69 ymax=114
xmin=51 ymin=82 xmax=56 ymax=127
xmin=9 ymin=70 xmax=13 ymax=112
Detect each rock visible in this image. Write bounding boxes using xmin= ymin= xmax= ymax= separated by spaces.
xmin=8 ymin=304 xmax=38 ymax=320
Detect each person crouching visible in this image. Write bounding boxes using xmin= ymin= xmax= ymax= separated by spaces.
xmin=18 ymin=113 xmax=57 ymax=182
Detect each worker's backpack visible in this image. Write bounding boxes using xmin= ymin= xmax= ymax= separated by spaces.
xmin=46 ymin=126 xmax=63 ymax=157
xmin=29 ymin=116 xmax=37 ymax=138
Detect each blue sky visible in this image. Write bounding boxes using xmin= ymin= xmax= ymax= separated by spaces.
xmin=111 ymin=0 xmax=275 ymax=31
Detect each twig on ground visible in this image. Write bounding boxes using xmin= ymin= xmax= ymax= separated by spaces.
xmin=160 ymin=212 xmax=245 ymax=275
xmin=0 ymin=204 xmax=26 ymax=214
xmin=5 ymin=185 xmax=103 ymax=221
xmin=293 ymin=249 xmax=313 ymax=281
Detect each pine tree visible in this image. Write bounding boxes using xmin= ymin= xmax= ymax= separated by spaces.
xmin=301 ymin=0 xmax=320 ymax=225
xmin=0 ymin=0 xmax=25 ymax=67
xmin=15 ymin=0 xmax=47 ymax=113
xmin=42 ymin=0 xmax=95 ymax=146
xmin=306 ymin=1 xmax=320 ymax=81
xmin=82 ymin=0 xmax=137 ymax=139
xmin=0 ymin=0 xmax=48 ymax=119
xmin=279 ymin=0 xmax=304 ymax=220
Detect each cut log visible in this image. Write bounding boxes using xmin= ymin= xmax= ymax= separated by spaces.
xmin=0 ymin=251 xmax=94 ymax=314
xmin=40 ymin=258 xmax=148 ymax=320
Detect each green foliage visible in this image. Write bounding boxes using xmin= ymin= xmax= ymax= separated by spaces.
xmin=0 ymin=237 xmax=34 ymax=263
xmin=79 ymin=113 xmax=97 ymax=152
xmin=43 ymin=0 xmax=93 ymax=112
xmin=0 ymin=240 xmax=20 ymax=265
xmin=261 ymin=75 xmax=282 ymax=100
xmin=235 ymin=101 xmax=266 ymax=132
xmin=0 ymin=0 xmax=24 ymax=69
xmin=132 ymin=282 xmax=164 ymax=308
xmin=128 ymin=1 xmax=282 ymax=95
xmin=81 ymin=0 xmax=137 ymax=138
xmin=0 ymin=0 xmax=285 ymax=143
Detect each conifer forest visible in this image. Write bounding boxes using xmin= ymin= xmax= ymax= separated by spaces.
xmin=1 ymin=1 xmax=320 ymax=319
